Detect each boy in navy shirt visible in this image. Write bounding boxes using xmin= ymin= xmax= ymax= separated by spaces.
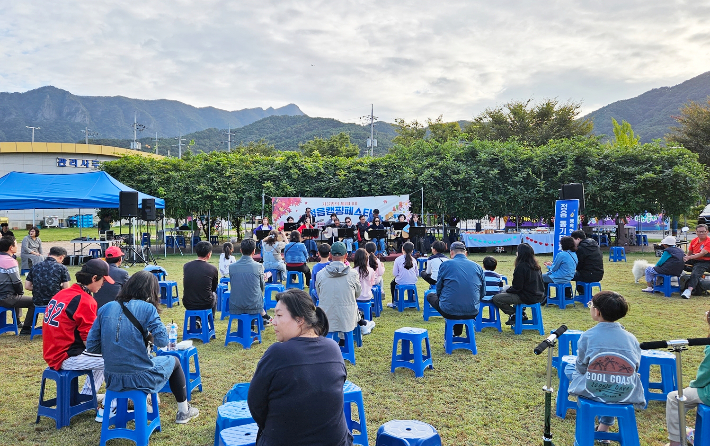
xmin=483 ymin=256 xmax=504 ymax=301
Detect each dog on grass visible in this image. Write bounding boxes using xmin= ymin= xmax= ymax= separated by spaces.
xmin=632 ymin=260 xmax=650 ymax=283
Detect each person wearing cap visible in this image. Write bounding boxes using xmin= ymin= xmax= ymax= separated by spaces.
xmin=642 ymin=235 xmax=684 ymax=293
xmin=25 ymin=246 xmax=71 ymax=307
xmin=427 ymin=241 xmax=484 ymax=336
xmin=43 ymin=259 xmax=114 ymax=397
xmin=93 ymin=246 xmax=130 ymax=308
xmin=315 ymin=241 xmax=361 ymax=335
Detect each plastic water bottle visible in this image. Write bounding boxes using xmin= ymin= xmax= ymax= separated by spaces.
xmin=168 ymin=320 xmax=177 ymax=351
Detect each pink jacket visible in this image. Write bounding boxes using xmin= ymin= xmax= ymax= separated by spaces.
xmin=357 ymin=266 xmax=377 ymax=301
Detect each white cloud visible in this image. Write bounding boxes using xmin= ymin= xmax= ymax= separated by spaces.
xmin=0 ymin=0 xmax=708 ymax=124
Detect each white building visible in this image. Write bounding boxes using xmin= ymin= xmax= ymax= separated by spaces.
xmin=0 ymin=142 xmax=162 ymax=229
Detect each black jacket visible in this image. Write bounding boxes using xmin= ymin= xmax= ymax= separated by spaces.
xmin=507 ymin=262 xmax=545 ymax=304
xmin=574 ymin=238 xmax=604 ymax=283
xmin=654 ymin=246 xmax=685 ymax=276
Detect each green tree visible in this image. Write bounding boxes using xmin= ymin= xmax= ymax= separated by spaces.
xmin=667 ymin=98 xmax=710 ymax=165
xmin=463 ymin=99 xmax=594 ymax=146
xmin=299 ymin=132 xmax=359 ymax=157
xmin=232 ymin=139 xmax=278 ymax=156
xmin=392 ymin=118 xmax=426 ymax=146
xmin=426 ymin=115 xmax=461 ymax=143
xmin=610 ymin=118 xmax=640 ymax=147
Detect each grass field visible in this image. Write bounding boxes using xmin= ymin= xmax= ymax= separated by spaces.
xmin=1 ymin=248 xmax=708 ymax=446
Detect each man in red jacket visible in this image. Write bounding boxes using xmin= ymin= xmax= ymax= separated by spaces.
xmin=43 ymin=259 xmax=113 ymax=396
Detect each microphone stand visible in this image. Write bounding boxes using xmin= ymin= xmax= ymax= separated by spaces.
xmin=534 ymin=325 xmax=567 ymax=446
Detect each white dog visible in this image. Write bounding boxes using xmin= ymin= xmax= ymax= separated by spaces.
xmin=632 ymin=259 xmax=650 ymax=283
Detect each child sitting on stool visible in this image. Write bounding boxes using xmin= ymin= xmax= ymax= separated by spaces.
xmin=565 ymin=291 xmax=646 ymax=440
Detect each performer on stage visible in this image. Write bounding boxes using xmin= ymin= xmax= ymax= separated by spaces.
xmin=356 ymin=215 xmax=369 ymax=247
xmin=297 ymin=207 xmax=313 ymax=225
xmin=341 ymin=217 xmax=357 ymax=254
xmin=393 ymin=214 xmax=409 ymax=252
xmin=297 ymin=216 xmax=318 ymax=257
xmin=253 ymin=217 xmax=273 ymax=252
xmin=324 ymin=216 xmax=342 ymax=245
xmin=369 ymin=217 xmax=387 ymax=255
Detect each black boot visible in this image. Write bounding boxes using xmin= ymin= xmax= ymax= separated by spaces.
xmin=505 ymin=314 xmax=516 ymax=326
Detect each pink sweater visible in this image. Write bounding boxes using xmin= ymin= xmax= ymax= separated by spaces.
xmin=356 ymin=266 xmax=376 ymax=301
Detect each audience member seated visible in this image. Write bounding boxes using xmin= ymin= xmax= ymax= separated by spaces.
xmin=565 ymin=291 xmax=645 ymax=437
xmin=21 ymin=226 xmax=44 ymax=271
xmin=492 ymin=243 xmax=545 ymax=325
xmin=183 ymin=241 xmax=219 ymax=315
xmin=420 ymin=240 xmax=448 ymax=286
xmin=284 ymin=231 xmax=312 ymax=286
xmin=87 ymin=271 xmax=199 ymax=424
xmin=0 ymin=236 xmax=35 ymax=334
xmin=219 ymin=242 xmax=237 ymax=278
xmin=365 ymin=242 xmax=385 ymax=299
xmin=93 ymin=246 xmax=130 ymax=309
xmin=229 ymin=239 xmax=271 ymax=324
xmin=25 ymin=246 xmax=70 ymax=308
xmin=571 ymin=229 xmax=604 ymax=294
xmin=388 ymin=242 xmax=418 ymax=308
xmin=682 ymin=224 xmax=710 ymax=299
xmin=641 ymin=236 xmax=684 ymax=293
xmin=262 ymin=230 xmax=287 ymax=282
xmin=315 ymin=242 xmax=360 ymax=335
xmin=542 ymin=236 xmax=578 ymax=296
xmin=247 ymin=289 xmax=352 ymax=445
xmin=43 ymin=260 xmax=113 ymax=400
xmin=482 ymin=256 xmax=504 ymax=301
xmin=312 ymin=243 xmax=331 ymax=286
xmin=426 ymin=241 xmax=483 ymax=335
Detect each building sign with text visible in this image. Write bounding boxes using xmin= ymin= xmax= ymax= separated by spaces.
xmin=57 ymin=157 xmax=101 ymax=169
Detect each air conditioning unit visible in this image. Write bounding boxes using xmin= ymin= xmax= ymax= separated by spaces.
xmin=44 ymin=216 xmax=60 ymax=227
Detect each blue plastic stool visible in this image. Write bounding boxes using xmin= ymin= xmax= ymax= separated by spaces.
xmin=214 ymin=401 xmax=254 ymax=446
xmin=357 ymin=301 xmax=372 ymax=321
xmin=285 ymin=271 xmax=305 ymax=290
xmin=375 ymin=420 xmax=442 ymax=446
xmin=159 ymin=281 xmax=180 ymax=308
xmin=166 ymin=236 xmax=176 ymax=248
xmin=343 ymin=381 xmax=369 ymax=446
xmin=30 ymin=305 xmax=46 ymax=340
xmin=513 ymin=303 xmax=545 ymax=335
xmin=608 ymin=246 xmax=627 ymax=262
xmin=696 ymin=404 xmax=710 ymax=446
xmin=264 ymin=283 xmax=285 ymax=311
xmin=475 ymin=301 xmax=502 ymax=332
xmin=635 ymin=234 xmax=648 ymax=246
xmin=155 ymin=346 xmax=202 ymax=400
xmin=574 ymin=282 xmax=601 ymax=306
xmin=210 ymin=235 xmax=219 ymax=245
xmin=191 ymin=236 xmax=201 ymax=246
xmin=221 ymin=291 xmax=231 ymax=321
xmin=371 ymin=284 xmax=383 ymax=317
xmin=219 ymin=423 xmax=259 ymax=446
xmin=598 ymin=234 xmax=609 ymax=247
xmin=225 ymin=314 xmax=263 ymax=349
xmin=88 ymin=249 xmax=102 ymax=259
xmin=547 ymin=282 xmax=575 ymax=309
xmin=309 ymin=287 xmax=319 ymax=305
xmin=552 ymin=330 xmax=583 ymax=370
xmin=220 ymin=277 xmax=230 ymax=285
xmin=556 ymin=355 xmax=578 ymax=419
xmin=422 ymin=289 xmax=442 ymax=321
xmin=0 ymin=307 xmax=18 ymax=336
xmin=183 ymin=309 xmax=216 ymax=344
xmin=391 ymin=327 xmax=433 ymax=378
xmin=417 ymin=258 xmax=427 ymax=274
xmin=394 ymin=283 xmax=420 ymax=312
xmin=639 ymin=349 xmax=677 ymax=407
xmin=575 ymin=398 xmax=640 ymax=446
xmin=327 ymin=330 xmax=356 ymax=364
xmin=265 ymin=269 xmax=281 ymax=283
xmin=21 ymin=268 xmax=31 ymax=276
xmin=444 ymin=319 xmax=477 ymax=355
xmin=653 ymin=274 xmax=681 ymax=297
xmin=36 ymin=368 xmax=97 ymax=428
xmin=100 ymin=389 xmax=161 ymax=446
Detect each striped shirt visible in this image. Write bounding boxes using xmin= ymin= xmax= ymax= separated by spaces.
xmin=483 ymin=270 xmax=504 ymax=301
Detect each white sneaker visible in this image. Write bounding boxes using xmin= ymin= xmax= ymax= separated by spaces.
xmin=386 ymin=303 xmax=396 ymax=308
xmin=682 ymin=289 xmax=692 ymax=299
xmin=176 ymin=404 xmax=199 ymax=424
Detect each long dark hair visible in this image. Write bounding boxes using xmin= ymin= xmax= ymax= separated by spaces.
xmin=353 ymin=248 xmax=369 ymax=280
xmin=515 ymin=243 xmax=541 ymax=271
xmin=223 ymin=242 xmax=233 ymax=260
xmin=365 ymin=242 xmax=378 ymax=270
xmin=402 ymin=242 xmax=414 ymax=269
xmin=116 ymin=270 xmax=162 ymax=312
xmin=276 ymin=289 xmax=328 ymax=336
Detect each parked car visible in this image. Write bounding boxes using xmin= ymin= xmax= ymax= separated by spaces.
xmin=698 ymin=204 xmax=710 ymax=225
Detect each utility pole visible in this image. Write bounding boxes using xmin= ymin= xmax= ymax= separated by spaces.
xmin=363 ymin=105 xmax=377 ymax=156
xmin=154 ymin=132 xmax=159 ymax=155
xmin=26 ymin=125 xmax=40 ymax=143
xmin=131 ymin=112 xmax=145 ymax=150
xmin=175 ymin=133 xmax=186 ymax=159
xmin=81 ymin=127 xmax=98 ymax=145
xmin=223 ymin=124 xmax=235 ymax=151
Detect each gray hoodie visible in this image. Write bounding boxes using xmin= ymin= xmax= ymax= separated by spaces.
xmin=315 ymin=261 xmax=361 ymax=333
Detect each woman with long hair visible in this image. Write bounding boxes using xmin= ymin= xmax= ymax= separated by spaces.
xmin=369 ymin=216 xmax=387 ymax=255
xmin=491 ymin=242 xmax=545 ymax=325
xmin=297 ymin=216 xmax=318 ymax=257
xmin=353 ymin=248 xmax=376 ymax=303
xmin=219 ymin=242 xmax=237 ymax=277
xmin=283 ymin=230 xmax=311 ymax=286
xmin=388 ymin=241 xmax=418 ymax=308
xmin=262 ymin=230 xmax=287 ymax=282
xmin=248 ymin=289 xmax=353 ymax=446
xmin=86 ymin=271 xmax=199 ymax=424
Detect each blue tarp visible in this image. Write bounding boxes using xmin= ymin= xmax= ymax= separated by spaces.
xmin=0 ymin=171 xmax=165 ymax=210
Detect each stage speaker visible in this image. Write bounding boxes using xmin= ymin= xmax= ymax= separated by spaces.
xmin=560 ymin=183 xmax=585 ymax=212
xmin=119 ymin=191 xmax=139 ymax=217
xmin=141 ymin=198 xmax=156 ymax=221
xmin=475 ymin=222 xmax=482 ymax=232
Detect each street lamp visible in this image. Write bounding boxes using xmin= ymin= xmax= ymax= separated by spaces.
xmin=26 ymin=125 xmax=40 ymax=143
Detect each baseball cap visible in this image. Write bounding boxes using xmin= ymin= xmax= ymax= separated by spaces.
xmin=660 ymin=236 xmax=676 ymax=246
xmin=81 ymin=259 xmax=115 ymax=284
xmin=105 ymin=246 xmax=124 ymax=259
xmin=450 ymin=241 xmax=467 ymax=251
xmin=331 ymin=241 xmax=347 ymax=256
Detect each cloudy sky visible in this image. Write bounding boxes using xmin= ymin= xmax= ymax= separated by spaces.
xmin=1 ymin=1 xmax=709 ymax=124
